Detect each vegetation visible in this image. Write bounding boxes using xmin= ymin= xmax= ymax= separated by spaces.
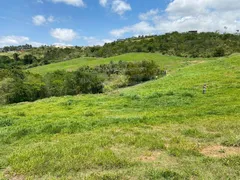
xmin=0 ymin=44 xmax=32 ymax=52
xmin=28 ymin=53 xmax=216 ymax=75
xmin=96 ymin=32 xmax=240 ymax=58
xmin=0 ymin=60 xmax=162 ymax=104
xmin=1 ymin=32 xmax=240 ymax=69
xmin=0 ymin=54 xmax=239 ymax=179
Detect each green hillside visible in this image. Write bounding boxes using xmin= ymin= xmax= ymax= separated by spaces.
xmin=2 ymin=32 xmax=239 ymax=70
xmin=0 ymin=54 xmax=240 ymax=179
xmin=28 ymin=53 xmax=215 ymax=75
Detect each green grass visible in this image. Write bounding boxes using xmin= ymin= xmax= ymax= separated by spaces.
xmin=28 ymin=53 xmax=215 ymax=75
xmin=0 ymin=54 xmax=240 ymax=179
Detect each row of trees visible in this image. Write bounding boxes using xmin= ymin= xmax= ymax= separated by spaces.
xmin=0 ymin=69 xmax=105 ymax=104
xmin=0 ymin=44 xmax=32 ymax=52
xmin=0 ymin=60 xmax=162 ymax=104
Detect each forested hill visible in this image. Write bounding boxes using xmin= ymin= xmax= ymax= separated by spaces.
xmin=1 ymin=32 xmax=240 ymax=69
xmin=98 ymin=32 xmax=240 ymax=58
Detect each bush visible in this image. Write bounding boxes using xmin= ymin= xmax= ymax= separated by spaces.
xmin=125 ymin=60 xmax=161 ymax=85
xmin=213 ymin=47 xmax=225 ymax=57
xmin=73 ymin=69 xmax=104 ymax=94
xmin=0 ymin=70 xmax=45 ymax=104
xmin=103 ymin=74 xmax=128 ymax=92
xmin=44 ymin=70 xmax=66 ymax=97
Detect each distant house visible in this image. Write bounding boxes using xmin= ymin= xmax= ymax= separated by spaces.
xmin=0 ymin=48 xmax=3 ymax=52
xmin=189 ymin=30 xmax=198 ymax=34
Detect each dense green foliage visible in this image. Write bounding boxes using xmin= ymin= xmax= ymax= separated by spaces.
xmin=0 ymin=44 xmax=32 ymax=52
xmin=0 ymin=54 xmax=39 ymax=69
xmin=1 ymin=32 xmax=240 ymax=69
xmin=0 ymin=70 xmax=45 ymax=104
xmin=0 ymin=54 xmax=239 ymax=179
xmin=0 ymin=60 xmax=161 ymax=104
xmin=97 ymin=32 xmax=240 ymax=58
xmin=0 ymin=56 xmax=15 ymax=69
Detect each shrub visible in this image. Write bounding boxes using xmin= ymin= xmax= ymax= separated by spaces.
xmin=125 ymin=60 xmax=161 ymax=85
xmin=44 ymin=70 xmax=66 ymax=97
xmin=73 ymin=69 xmax=104 ymax=94
xmin=213 ymin=47 xmax=225 ymax=57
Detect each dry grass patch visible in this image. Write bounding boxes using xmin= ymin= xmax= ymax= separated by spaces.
xmin=201 ymin=145 xmax=240 ymax=158
xmin=139 ymin=151 xmax=162 ymax=162
xmin=191 ymin=60 xmax=206 ymax=64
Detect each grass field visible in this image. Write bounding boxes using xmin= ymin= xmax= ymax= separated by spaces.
xmin=0 ymin=54 xmax=240 ymax=179
xmin=28 ymin=53 xmax=215 ymax=75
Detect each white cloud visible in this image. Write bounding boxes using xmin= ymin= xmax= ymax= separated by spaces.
xmin=110 ymin=0 xmax=240 ymax=37
xmin=32 ymin=15 xmax=54 ymax=26
xmin=0 ymin=36 xmax=29 ymax=46
xmin=52 ymin=42 xmax=73 ymax=47
xmin=166 ymin=0 xmax=240 ymax=15
xmin=50 ymin=28 xmax=78 ymax=42
xmin=51 ymin=0 xmax=85 ymax=7
xmin=111 ymin=0 xmax=131 ymax=15
xmin=99 ymin=0 xmax=108 ymax=7
xmin=32 ymin=15 xmax=46 ymax=26
xmin=110 ymin=21 xmax=155 ymax=37
xmin=100 ymin=0 xmax=131 ymax=15
xmin=166 ymin=0 xmax=208 ymax=16
xmin=157 ymin=0 xmax=240 ymax=33
xmin=139 ymin=9 xmax=159 ymax=21
xmin=0 ymin=36 xmax=45 ymax=47
xmin=82 ymin=36 xmax=113 ymax=46
xmin=29 ymin=41 xmax=47 ymax=47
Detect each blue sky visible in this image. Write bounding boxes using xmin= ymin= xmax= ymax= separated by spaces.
xmin=0 ymin=0 xmax=240 ymax=47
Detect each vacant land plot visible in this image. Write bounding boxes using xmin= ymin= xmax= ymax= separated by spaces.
xmin=0 ymin=54 xmax=239 ymax=179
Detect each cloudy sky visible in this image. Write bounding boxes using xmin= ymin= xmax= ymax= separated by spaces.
xmin=0 ymin=0 xmax=239 ymax=47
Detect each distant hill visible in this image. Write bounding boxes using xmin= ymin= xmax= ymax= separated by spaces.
xmin=97 ymin=32 xmax=240 ymax=58
xmin=1 ymin=32 xmax=240 ymax=69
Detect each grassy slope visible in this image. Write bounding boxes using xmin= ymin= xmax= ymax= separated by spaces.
xmin=28 ymin=53 xmax=215 ymax=75
xmin=0 ymin=54 xmax=240 ymax=179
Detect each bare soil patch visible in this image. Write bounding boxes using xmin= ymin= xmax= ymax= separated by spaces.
xmin=3 ymin=167 xmax=25 ymax=180
xmin=201 ymin=145 xmax=240 ymax=158
xmin=139 ymin=151 xmax=161 ymax=162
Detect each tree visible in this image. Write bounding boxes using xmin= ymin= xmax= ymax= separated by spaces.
xmin=13 ymin=53 xmax=20 ymax=61
xmin=73 ymin=69 xmax=104 ymax=94
xmin=23 ymin=54 xmax=37 ymax=65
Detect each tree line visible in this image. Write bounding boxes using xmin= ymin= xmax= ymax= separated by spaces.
xmin=0 ymin=44 xmax=32 ymax=52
